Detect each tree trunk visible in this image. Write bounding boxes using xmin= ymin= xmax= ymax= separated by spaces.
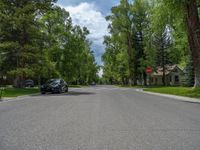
xmin=161 ymin=44 xmax=166 ymax=86
xmin=127 ymin=35 xmax=135 ymax=86
xmin=143 ymin=72 xmax=147 ymax=86
xmin=13 ymin=76 xmax=24 ymax=88
xmin=194 ymin=68 xmax=200 ymax=86
xmin=185 ymin=0 xmax=200 ymax=87
xmin=162 ymin=65 xmax=166 ymax=86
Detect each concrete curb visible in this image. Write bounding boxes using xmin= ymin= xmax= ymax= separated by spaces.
xmin=136 ymin=89 xmax=200 ymax=103
xmin=0 ymin=93 xmax=40 ymax=103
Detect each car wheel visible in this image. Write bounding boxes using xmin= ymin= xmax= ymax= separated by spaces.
xmin=65 ymin=87 xmax=68 ymax=92
xmin=58 ymin=87 xmax=62 ymax=94
xmin=41 ymin=92 xmax=46 ymax=94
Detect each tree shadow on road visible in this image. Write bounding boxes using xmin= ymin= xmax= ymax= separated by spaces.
xmin=32 ymin=91 xmax=95 ymax=97
xmin=181 ymin=100 xmax=200 ymax=105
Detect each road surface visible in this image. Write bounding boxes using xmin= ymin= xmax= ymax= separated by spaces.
xmin=0 ymin=86 xmax=200 ymax=150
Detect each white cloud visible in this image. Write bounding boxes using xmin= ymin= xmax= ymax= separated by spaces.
xmin=98 ymin=68 xmax=103 ymax=78
xmin=59 ymin=2 xmax=109 ymax=64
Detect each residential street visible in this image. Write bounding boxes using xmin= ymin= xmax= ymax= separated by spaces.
xmin=0 ymin=86 xmax=200 ymax=150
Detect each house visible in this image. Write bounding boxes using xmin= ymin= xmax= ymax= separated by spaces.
xmin=150 ymin=65 xmax=184 ymax=86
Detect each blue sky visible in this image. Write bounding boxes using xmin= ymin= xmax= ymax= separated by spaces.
xmin=57 ymin=0 xmax=119 ymax=15
xmin=57 ymin=0 xmax=119 ymax=65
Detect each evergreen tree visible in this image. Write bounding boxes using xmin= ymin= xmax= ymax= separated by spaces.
xmin=0 ymin=0 xmax=56 ymax=87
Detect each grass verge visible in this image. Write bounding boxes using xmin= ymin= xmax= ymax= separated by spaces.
xmin=117 ymin=85 xmax=146 ymax=88
xmin=1 ymin=87 xmax=39 ymax=98
xmin=144 ymin=87 xmax=200 ymax=98
xmin=69 ymin=85 xmax=82 ymax=88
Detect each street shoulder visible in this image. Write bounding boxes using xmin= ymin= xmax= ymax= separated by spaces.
xmin=136 ymin=89 xmax=200 ymax=103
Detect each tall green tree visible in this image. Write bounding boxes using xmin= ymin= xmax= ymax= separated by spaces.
xmin=155 ymin=0 xmax=200 ymax=87
xmin=103 ymin=0 xmax=151 ymax=85
xmin=131 ymin=0 xmax=150 ymax=85
xmin=40 ymin=7 xmax=98 ymax=84
xmin=103 ymin=0 xmax=193 ymax=87
xmin=0 ymin=1 xmax=98 ymax=87
xmin=106 ymin=0 xmax=137 ymax=85
xmin=0 ymin=0 xmax=56 ymax=87
xmin=102 ymin=35 xmax=129 ymax=84
xmin=152 ymin=28 xmax=172 ymax=85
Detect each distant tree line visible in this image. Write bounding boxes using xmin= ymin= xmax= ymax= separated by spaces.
xmin=0 ymin=0 xmax=99 ymax=87
xmin=102 ymin=0 xmax=200 ymax=87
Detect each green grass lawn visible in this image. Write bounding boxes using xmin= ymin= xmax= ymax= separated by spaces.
xmin=144 ymin=87 xmax=200 ymax=98
xmin=1 ymin=87 xmax=39 ymax=98
xmin=117 ymin=85 xmax=146 ymax=88
xmin=69 ymin=85 xmax=82 ymax=88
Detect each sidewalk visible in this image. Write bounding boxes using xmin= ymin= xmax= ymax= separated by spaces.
xmin=136 ymin=89 xmax=200 ymax=103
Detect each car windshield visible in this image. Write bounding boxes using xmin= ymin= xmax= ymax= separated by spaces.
xmin=25 ymin=80 xmax=33 ymax=82
xmin=46 ymin=79 xmax=60 ymax=84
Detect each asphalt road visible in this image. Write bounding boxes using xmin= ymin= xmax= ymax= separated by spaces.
xmin=0 ymin=86 xmax=200 ymax=150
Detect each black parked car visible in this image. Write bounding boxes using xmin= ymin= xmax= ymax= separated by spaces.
xmin=24 ymin=79 xmax=34 ymax=87
xmin=40 ymin=79 xmax=68 ymax=94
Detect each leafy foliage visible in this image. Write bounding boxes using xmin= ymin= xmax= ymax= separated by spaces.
xmin=102 ymin=0 xmax=198 ymax=87
xmin=0 ymin=1 xmax=98 ymax=87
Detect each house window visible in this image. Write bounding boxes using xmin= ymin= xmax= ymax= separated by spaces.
xmin=175 ymin=75 xmax=179 ymax=82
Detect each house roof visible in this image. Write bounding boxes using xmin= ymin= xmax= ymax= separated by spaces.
xmin=152 ymin=65 xmax=182 ymax=76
